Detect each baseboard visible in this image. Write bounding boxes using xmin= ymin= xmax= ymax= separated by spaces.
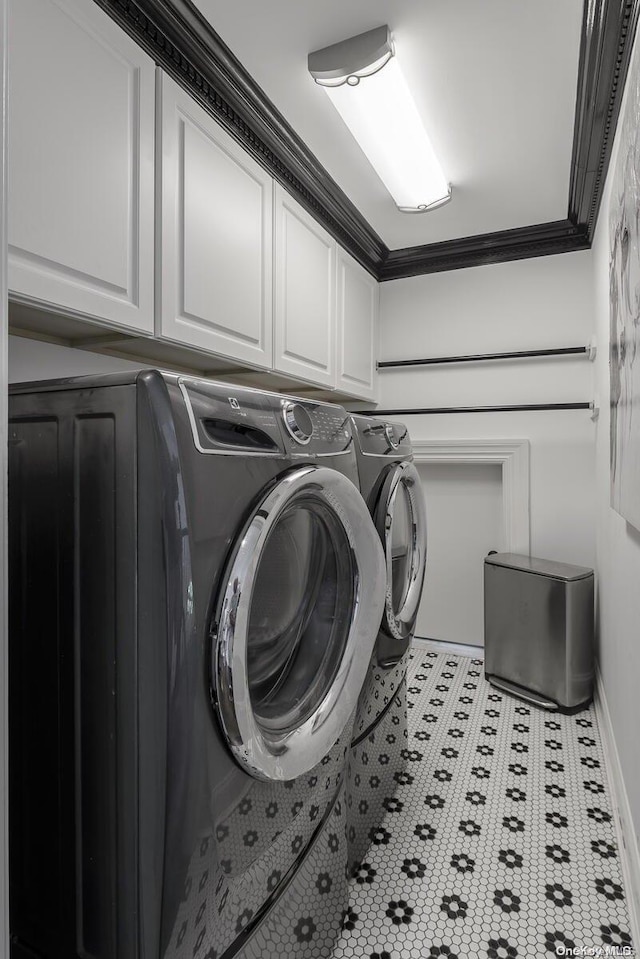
xmin=413 ymin=636 xmax=484 ymax=660
xmin=594 ymin=665 xmax=640 ymax=947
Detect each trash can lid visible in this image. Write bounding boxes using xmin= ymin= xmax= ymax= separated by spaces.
xmin=484 ymin=552 xmax=593 ymax=581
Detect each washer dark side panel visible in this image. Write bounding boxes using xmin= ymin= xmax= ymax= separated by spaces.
xmin=8 ymin=371 xmax=386 ymax=959
xmin=346 ymin=414 xmax=427 ymax=873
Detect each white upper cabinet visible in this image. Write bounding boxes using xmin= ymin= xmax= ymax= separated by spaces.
xmin=157 ymin=72 xmax=273 ymax=369
xmin=8 ymin=0 xmax=155 ymax=332
xmin=7 ymin=2 xmax=377 ymax=395
xmin=336 ymin=248 xmax=379 ymax=401
xmin=274 ymin=185 xmax=336 ymax=389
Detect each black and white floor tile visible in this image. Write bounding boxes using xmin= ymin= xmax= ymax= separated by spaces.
xmin=334 ymin=647 xmax=635 ymax=959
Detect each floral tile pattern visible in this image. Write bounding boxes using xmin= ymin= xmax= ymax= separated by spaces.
xmin=334 ymin=647 xmax=634 ymax=959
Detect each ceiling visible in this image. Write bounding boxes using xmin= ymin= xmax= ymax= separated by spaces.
xmin=192 ymin=0 xmax=585 ymax=251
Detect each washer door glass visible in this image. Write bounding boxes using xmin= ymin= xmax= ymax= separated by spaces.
xmin=214 ymin=466 xmax=386 ymax=781
xmin=247 ymin=494 xmax=353 ymax=735
xmin=376 ymin=461 xmax=428 ymax=641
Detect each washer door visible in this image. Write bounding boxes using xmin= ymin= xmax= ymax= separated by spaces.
xmin=213 ymin=466 xmax=386 ymax=781
xmin=375 ymin=460 xmax=428 ymax=641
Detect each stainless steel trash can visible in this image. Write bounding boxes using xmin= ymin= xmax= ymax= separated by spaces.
xmin=484 ymin=552 xmax=594 ymax=712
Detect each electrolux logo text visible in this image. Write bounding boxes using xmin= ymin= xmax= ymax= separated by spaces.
xmin=227 ymin=396 xmax=247 ymax=418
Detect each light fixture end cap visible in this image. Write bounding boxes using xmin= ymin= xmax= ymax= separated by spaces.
xmin=397 ymin=187 xmax=453 ymax=214
xmin=309 ymin=25 xmax=393 ymax=87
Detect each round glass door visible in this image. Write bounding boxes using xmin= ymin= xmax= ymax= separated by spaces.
xmin=375 ymin=461 xmax=427 ymax=641
xmin=213 ymin=466 xmax=386 ymax=781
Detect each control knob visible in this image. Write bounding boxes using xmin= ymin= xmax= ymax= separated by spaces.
xmin=385 ymin=424 xmax=399 ymax=449
xmin=283 ymin=402 xmax=313 ymax=445
xmin=365 ymin=421 xmax=399 ymax=449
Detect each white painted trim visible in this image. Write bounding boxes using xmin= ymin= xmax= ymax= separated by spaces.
xmin=411 ymin=438 xmax=531 ymax=555
xmin=594 ymin=665 xmax=640 ymax=947
xmin=413 ymin=636 xmax=484 ymax=660
xmin=0 ymin=0 xmax=8 ymax=953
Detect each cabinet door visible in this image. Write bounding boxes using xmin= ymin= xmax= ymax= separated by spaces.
xmin=336 ymin=249 xmax=379 ymax=400
xmin=158 ymin=72 xmax=273 ymax=369
xmin=274 ymin=185 xmax=336 ymax=388
xmin=8 ymin=0 xmax=155 ymax=332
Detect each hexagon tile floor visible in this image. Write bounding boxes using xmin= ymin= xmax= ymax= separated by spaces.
xmin=333 ymin=646 xmax=635 ymax=959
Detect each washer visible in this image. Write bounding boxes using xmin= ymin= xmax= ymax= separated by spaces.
xmin=346 ymin=414 xmax=428 ymax=871
xmin=8 ymin=370 xmax=386 ymax=959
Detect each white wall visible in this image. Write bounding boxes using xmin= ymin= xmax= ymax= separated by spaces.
xmin=379 ymin=251 xmax=597 ymax=645
xmin=8 ymin=334 xmax=144 ymax=381
xmin=592 ymin=29 xmax=640 ymax=862
xmin=415 ymin=462 xmax=503 ymax=646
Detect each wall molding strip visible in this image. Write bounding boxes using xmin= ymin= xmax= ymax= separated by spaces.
xmin=93 ymin=0 xmax=638 ymax=277
xmin=594 ymin=665 xmax=640 ymax=948
xmin=360 ymin=403 xmax=593 ymax=415
xmin=413 ymin=637 xmax=484 ymax=658
xmin=410 ymin=438 xmax=531 ymax=556
xmin=378 ymin=345 xmax=589 ymax=369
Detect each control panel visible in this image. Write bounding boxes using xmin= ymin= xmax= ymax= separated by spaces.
xmin=351 ymin=414 xmax=412 ymax=457
xmin=179 ymin=378 xmax=353 ymax=457
xmin=278 ymin=399 xmax=352 ymax=455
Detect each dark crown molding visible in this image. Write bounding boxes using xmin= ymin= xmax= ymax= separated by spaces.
xmin=379 ymin=220 xmax=590 ymax=280
xmin=569 ymin=0 xmax=640 ymax=241
xmin=96 ymin=0 xmax=639 ymax=280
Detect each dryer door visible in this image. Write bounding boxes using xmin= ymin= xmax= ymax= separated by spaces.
xmin=375 ymin=460 xmax=428 ymax=642
xmin=213 ymin=465 xmax=386 ymax=781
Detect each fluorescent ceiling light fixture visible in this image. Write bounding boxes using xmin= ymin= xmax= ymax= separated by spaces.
xmin=308 ymin=25 xmax=451 ymax=213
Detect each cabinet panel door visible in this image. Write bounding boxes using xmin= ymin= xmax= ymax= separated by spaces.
xmin=336 ymin=248 xmax=379 ymax=400
xmin=158 ymin=73 xmax=273 ymax=369
xmin=8 ymin=0 xmax=154 ymax=332
xmin=274 ymin=186 xmax=335 ymax=388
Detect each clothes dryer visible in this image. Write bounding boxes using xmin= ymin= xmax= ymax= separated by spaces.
xmin=346 ymin=415 xmax=427 ymax=871
xmin=9 ymin=371 xmax=386 ymax=959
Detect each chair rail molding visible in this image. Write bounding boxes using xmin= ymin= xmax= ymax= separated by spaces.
xmin=410 ymin=438 xmax=531 ymax=556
